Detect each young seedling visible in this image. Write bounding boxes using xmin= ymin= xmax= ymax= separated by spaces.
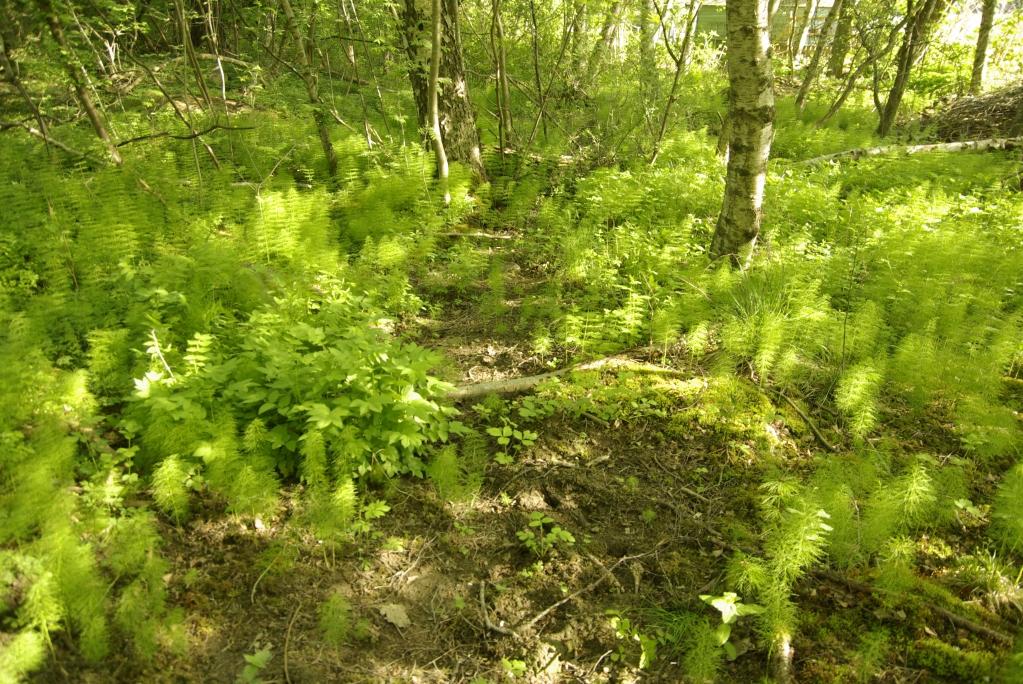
xmin=517 ymin=512 xmax=575 ymax=558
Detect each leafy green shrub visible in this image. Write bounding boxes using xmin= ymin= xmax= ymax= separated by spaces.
xmin=131 ymin=288 xmax=463 ymax=520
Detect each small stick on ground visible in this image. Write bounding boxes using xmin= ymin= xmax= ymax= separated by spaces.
xmin=284 ymin=600 xmax=302 ymax=684
xmin=479 ymin=581 xmax=520 ymax=638
xmin=773 ymin=390 xmax=837 ymax=452
xmin=649 ymin=451 xmax=711 ymax=503
xmin=443 ymin=232 xmax=514 ymax=240
xmin=518 ymin=546 xmax=664 ymax=632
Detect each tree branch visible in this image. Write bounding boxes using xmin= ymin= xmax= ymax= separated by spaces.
xmin=115 ymin=123 xmax=255 ymax=147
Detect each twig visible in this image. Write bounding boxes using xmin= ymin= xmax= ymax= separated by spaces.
xmin=284 ymin=600 xmax=302 ymax=684
xmin=649 ymin=451 xmax=711 ymax=503
xmin=443 ymin=231 xmax=514 ymax=240
xmin=148 ymin=330 xmax=176 ymax=381
xmin=584 ymin=552 xmax=625 ymax=592
xmin=250 ymin=552 xmax=279 ymax=604
xmin=773 ymin=389 xmax=837 ymax=452
xmin=478 ymin=581 xmax=520 ymax=638
xmin=0 ymin=120 xmax=95 ymax=160
xmin=518 ymin=547 xmax=663 ymax=632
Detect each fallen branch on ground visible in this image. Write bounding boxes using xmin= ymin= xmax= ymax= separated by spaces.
xmin=797 ymin=136 xmax=1023 ymax=165
xmin=283 ymin=600 xmax=302 ymax=684
xmin=449 ymin=356 xmax=687 ymax=401
xmin=479 ymin=581 xmax=520 ymax=638
xmin=442 ymin=231 xmax=514 ymax=240
xmin=771 ymin=389 xmax=838 ymax=452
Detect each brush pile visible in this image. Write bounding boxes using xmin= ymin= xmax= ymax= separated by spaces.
xmin=930 ymin=83 xmax=1023 ymax=141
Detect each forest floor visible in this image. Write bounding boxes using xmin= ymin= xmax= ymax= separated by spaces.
xmin=35 ymin=257 xmax=1007 ymax=683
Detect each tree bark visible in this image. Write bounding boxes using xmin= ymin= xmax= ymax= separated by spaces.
xmin=585 ymin=0 xmax=625 ymax=86
xmin=0 ymin=34 xmax=50 ymax=148
xmin=795 ymin=0 xmax=843 ymax=111
xmin=970 ymin=0 xmax=996 ymax=95
xmin=279 ymin=0 xmax=338 ymax=177
xmin=877 ymin=0 xmax=949 ymax=137
xmin=37 ymin=0 xmax=123 ymax=165
xmin=792 ymin=0 xmax=821 ymax=68
xmin=649 ymin=0 xmax=702 ymax=165
xmin=174 ymin=0 xmax=214 ymax=112
xmin=491 ymin=0 xmax=513 ymax=153
xmin=827 ymin=0 xmax=854 ymax=76
xmin=529 ymin=0 xmax=548 ymax=141
xmin=428 ymin=0 xmax=450 ymax=203
xmin=399 ymin=0 xmax=485 ymax=179
xmin=639 ymin=0 xmax=658 ymax=123
xmin=710 ymin=0 xmax=775 ymax=262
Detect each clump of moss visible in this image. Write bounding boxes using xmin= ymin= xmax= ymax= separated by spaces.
xmin=908 ymin=638 xmax=996 ymax=681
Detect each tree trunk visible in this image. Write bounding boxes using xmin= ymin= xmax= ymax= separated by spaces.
xmin=399 ymin=0 xmax=485 ymax=179
xmin=428 ymin=0 xmax=450 ymax=203
xmin=970 ymin=0 xmax=996 ymax=95
xmin=792 ymin=0 xmax=821 ymax=68
xmin=174 ymin=0 xmax=214 ymax=111
xmin=38 ymin=0 xmax=123 ymax=165
xmin=585 ymin=0 xmax=625 ymax=85
xmin=279 ymin=0 xmax=338 ymax=177
xmin=491 ymin=0 xmax=513 ymax=153
xmin=795 ymin=0 xmax=843 ymax=111
xmin=784 ymin=0 xmax=802 ymax=66
xmin=877 ymin=0 xmax=948 ymax=137
xmin=0 ymin=34 xmax=50 ymax=148
xmin=649 ymin=0 xmax=702 ymax=165
xmin=639 ymin=0 xmax=658 ymax=120
xmin=710 ymin=0 xmax=775 ymax=262
xmin=827 ymin=0 xmax=854 ymax=76
xmin=529 ymin=0 xmax=548 ymax=141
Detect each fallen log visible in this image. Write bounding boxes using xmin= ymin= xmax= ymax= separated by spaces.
xmin=448 ymin=356 xmax=688 ymax=401
xmin=797 ymin=136 xmax=1023 ymax=165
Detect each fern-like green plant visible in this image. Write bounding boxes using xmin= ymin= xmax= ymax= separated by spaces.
xmin=992 ymin=461 xmax=1023 ymax=552
xmin=318 ymin=590 xmax=353 ymax=647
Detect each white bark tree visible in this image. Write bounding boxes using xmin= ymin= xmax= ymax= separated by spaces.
xmin=710 ymin=0 xmax=775 ymax=262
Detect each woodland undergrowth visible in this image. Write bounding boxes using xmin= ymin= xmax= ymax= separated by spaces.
xmin=1 ymin=92 xmax=1022 ymax=681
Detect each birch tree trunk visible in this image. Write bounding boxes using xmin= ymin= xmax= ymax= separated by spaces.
xmin=639 ymin=0 xmax=658 ymax=121
xmin=710 ymin=0 xmax=775 ymax=262
xmin=399 ymin=0 xmax=485 ymax=179
xmin=970 ymin=0 xmax=996 ymax=95
xmin=529 ymin=0 xmax=548 ymax=141
xmin=792 ymin=0 xmax=821 ymax=68
xmin=491 ymin=0 xmax=513 ymax=152
xmin=585 ymin=0 xmax=625 ymax=86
